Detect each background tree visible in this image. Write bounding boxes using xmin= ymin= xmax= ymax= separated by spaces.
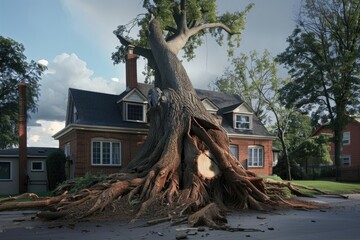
xmin=290 ymin=134 xmax=332 ymax=177
xmin=0 ymin=36 xmax=46 ymax=149
xmin=284 ymin=113 xmax=313 ymax=153
xmin=213 ymin=50 xmax=271 ymax=124
xmin=272 ymin=112 xmax=313 ymax=179
xmin=214 ymin=50 xmax=296 ymax=180
xmin=277 ymin=0 xmax=360 ymax=174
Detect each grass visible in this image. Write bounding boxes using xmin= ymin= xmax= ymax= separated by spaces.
xmin=260 ymin=175 xmax=360 ymax=195
xmin=291 ymin=180 xmax=360 ymax=195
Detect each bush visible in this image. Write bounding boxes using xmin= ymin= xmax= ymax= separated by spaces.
xmin=52 ymin=172 xmax=107 ymax=195
xmin=46 ymin=150 xmax=66 ymax=190
xmin=273 ymin=158 xmax=305 ymax=180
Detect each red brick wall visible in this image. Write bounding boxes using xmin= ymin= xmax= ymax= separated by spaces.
xmin=343 ymin=122 xmax=360 ymax=167
xmin=229 ymin=138 xmax=273 ymax=175
xmin=59 ymin=129 xmax=147 ymax=177
xmin=314 ymin=122 xmax=360 ymax=167
xmin=59 ymin=129 xmax=273 ymax=177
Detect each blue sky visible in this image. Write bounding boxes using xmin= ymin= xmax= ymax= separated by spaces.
xmin=0 ymin=0 xmax=300 ymax=147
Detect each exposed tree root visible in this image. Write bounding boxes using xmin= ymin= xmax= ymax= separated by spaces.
xmin=0 ymin=93 xmax=336 ymax=228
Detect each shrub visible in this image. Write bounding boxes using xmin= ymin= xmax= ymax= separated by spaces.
xmin=46 ymin=150 xmax=66 ymax=190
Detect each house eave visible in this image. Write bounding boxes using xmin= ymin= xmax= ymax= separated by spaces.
xmin=227 ymin=133 xmax=277 ymax=140
xmin=53 ymin=124 xmax=149 ymax=140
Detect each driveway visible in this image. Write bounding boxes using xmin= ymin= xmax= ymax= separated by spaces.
xmin=1 ymin=194 xmax=360 ymax=240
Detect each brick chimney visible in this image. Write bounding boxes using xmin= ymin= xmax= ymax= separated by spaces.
xmin=18 ymin=82 xmax=28 ymax=193
xmin=125 ymin=45 xmax=138 ymax=90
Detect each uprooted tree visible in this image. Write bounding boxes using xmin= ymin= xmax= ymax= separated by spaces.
xmin=0 ymin=0 xmax=324 ymax=229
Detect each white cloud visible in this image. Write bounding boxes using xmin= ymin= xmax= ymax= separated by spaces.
xmin=28 ymin=53 xmax=126 ymax=147
xmin=38 ymin=59 xmax=48 ymax=66
xmin=28 ymin=120 xmax=65 ymax=147
xmin=29 ymin=135 xmax=40 ymax=143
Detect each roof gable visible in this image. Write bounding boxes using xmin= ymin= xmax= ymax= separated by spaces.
xmin=224 ymin=102 xmax=253 ymax=114
xmin=119 ymin=88 xmax=148 ymax=103
xmin=201 ymin=98 xmax=219 ymax=112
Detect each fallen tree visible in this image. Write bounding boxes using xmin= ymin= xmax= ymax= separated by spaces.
xmin=0 ymin=0 xmax=325 ymax=229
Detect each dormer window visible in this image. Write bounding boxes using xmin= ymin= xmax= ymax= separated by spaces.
xmin=118 ymin=88 xmax=148 ymax=123
xmin=125 ymin=102 xmax=146 ymax=122
xmin=235 ymin=114 xmax=252 ymax=130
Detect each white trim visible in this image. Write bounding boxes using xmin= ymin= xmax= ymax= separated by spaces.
xmin=117 ymin=88 xmax=148 ymax=103
xmin=0 ymin=161 xmax=12 ymax=180
xmin=30 ymin=161 xmax=45 ymax=172
xmin=234 ymin=114 xmax=253 ymax=130
xmin=53 ymin=124 xmax=149 ymax=140
xmin=124 ymin=102 xmax=147 ymax=123
xmin=248 ymin=145 xmax=264 ymax=168
xmin=340 ymin=155 xmax=351 ymax=166
xmin=343 ymin=131 xmax=350 ymax=145
xmin=91 ymin=139 xmax=122 ymax=166
xmin=201 ymin=98 xmax=219 ymax=112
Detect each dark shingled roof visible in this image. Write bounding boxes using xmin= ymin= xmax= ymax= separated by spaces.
xmin=0 ymin=147 xmax=59 ymax=157
xmin=69 ymin=88 xmax=149 ymax=129
xmin=67 ymin=84 xmax=273 ymax=138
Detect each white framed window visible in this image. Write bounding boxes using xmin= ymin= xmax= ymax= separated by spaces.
xmin=341 ymin=155 xmax=351 ymax=166
xmin=235 ymin=114 xmax=251 ymax=130
xmin=31 ymin=161 xmax=44 ymax=172
xmin=248 ymin=146 xmax=264 ymax=167
xmin=230 ymin=145 xmax=239 ymax=160
xmin=343 ymin=132 xmax=350 ymax=145
xmin=91 ymin=139 xmax=121 ymax=166
xmin=0 ymin=161 xmax=12 ymax=180
xmin=125 ymin=102 xmax=147 ymax=122
xmin=64 ymin=143 xmax=71 ymax=158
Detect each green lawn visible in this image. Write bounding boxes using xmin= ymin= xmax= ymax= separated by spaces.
xmin=290 ymin=180 xmax=360 ymax=195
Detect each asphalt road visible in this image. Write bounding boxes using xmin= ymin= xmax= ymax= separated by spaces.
xmin=1 ymin=194 xmax=360 ymax=240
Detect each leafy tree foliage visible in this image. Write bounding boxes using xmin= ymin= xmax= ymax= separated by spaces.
xmin=213 ymin=50 xmax=272 ymax=124
xmin=112 ymin=0 xmax=253 ymax=81
xmin=214 ymin=50 xmax=298 ymax=180
xmin=0 ymin=36 xmax=46 ymax=149
xmin=277 ymin=0 xmax=360 ymax=170
xmin=290 ymin=134 xmax=332 ymax=172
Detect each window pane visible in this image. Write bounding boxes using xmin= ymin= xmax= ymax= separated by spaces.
xmin=112 ymin=143 xmax=121 ymax=165
xmin=127 ymin=104 xmax=144 ymax=121
xmin=236 ymin=115 xmax=250 ymax=129
xmin=102 ymin=142 xmax=111 ymax=164
xmin=92 ymin=142 xmax=101 ymax=164
xmin=343 ymin=132 xmax=350 ymax=145
xmin=230 ymin=145 xmax=239 ymax=160
xmin=254 ymin=148 xmax=258 ymax=166
xmin=341 ymin=156 xmax=351 ymax=166
xmin=259 ymin=148 xmax=263 ymax=166
xmin=32 ymin=162 xmax=43 ymax=171
xmin=248 ymin=147 xmax=264 ymax=167
xmin=0 ymin=162 xmax=11 ymax=180
xmin=248 ymin=149 xmax=252 ymax=166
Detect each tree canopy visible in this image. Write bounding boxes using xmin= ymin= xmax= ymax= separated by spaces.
xmin=112 ymin=0 xmax=253 ymax=80
xmin=0 ymin=36 xmax=46 ymax=149
xmin=277 ymin=0 xmax=360 ymax=169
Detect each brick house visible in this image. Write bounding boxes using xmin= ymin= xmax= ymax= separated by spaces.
xmin=311 ymin=118 xmax=360 ymax=181
xmin=53 ymin=49 xmax=276 ymax=178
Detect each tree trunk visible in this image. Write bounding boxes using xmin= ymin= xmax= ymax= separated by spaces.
xmin=278 ymin=130 xmax=291 ymax=181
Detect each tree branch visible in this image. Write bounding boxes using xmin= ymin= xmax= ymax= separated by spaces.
xmin=114 ymin=33 xmax=153 ymax=60
xmin=188 ymin=22 xmax=236 ymax=37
